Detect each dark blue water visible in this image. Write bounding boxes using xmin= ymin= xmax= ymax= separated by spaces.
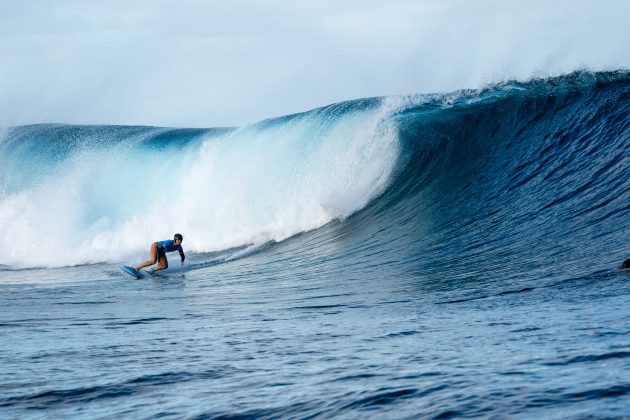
xmin=1 ymin=71 xmax=629 ymax=418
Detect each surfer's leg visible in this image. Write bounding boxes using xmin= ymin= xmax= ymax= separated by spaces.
xmin=154 ymin=252 xmax=169 ymax=272
xmin=135 ymin=242 xmax=158 ymax=272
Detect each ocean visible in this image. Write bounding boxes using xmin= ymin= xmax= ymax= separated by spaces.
xmin=1 ymin=71 xmax=629 ymax=418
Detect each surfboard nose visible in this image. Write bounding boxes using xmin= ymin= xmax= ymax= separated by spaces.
xmin=121 ymin=265 xmax=141 ymax=279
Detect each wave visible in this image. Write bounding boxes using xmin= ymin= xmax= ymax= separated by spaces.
xmin=1 ymin=70 xmax=629 ymax=271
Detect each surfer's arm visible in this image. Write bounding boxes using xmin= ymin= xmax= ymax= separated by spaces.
xmin=179 ymin=247 xmax=185 ymax=265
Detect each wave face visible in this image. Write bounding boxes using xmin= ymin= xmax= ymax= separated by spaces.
xmin=0 ymin=71 xmax=628 ymax=271
xmin=335 ymin=70 xmax=630 ymax=287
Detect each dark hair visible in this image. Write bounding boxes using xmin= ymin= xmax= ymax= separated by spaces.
xmin=174 ymin=233 xmax=183 ymax=242
xmin=622 ymin=259 xmax=630 ymax=270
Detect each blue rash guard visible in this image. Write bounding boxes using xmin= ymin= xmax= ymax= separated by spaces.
xmin=157 ymin=240 xmax=185 ymax=261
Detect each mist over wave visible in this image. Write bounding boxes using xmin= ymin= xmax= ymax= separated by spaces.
xmin=2 ymin=1 xmax=629 ymax=127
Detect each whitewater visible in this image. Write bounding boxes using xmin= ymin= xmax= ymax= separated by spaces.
xmin=0 ymin=97 xmax=401 ymax=269
xmin=1 ymin=71 xmax=629 ymax=418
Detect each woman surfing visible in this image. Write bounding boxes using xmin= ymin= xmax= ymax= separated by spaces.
xmin=121 ymin=233 xmax=185 ymax=279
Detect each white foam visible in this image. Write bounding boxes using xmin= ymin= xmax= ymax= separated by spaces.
xmin=0 ymin=100 xmax=402 ymax=269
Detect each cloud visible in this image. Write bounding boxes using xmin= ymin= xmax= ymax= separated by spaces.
xmin=0 ymin=0 xmax=628 ymax=127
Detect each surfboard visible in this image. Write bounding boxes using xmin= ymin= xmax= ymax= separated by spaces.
xmin=121 ymin=265 xmax=141 ymax=279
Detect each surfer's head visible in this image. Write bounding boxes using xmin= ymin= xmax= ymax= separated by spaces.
xmin=174 ymin=233 xmax=183 ymax=246
xmin=622 ymin=259 xmax=630 ymax=270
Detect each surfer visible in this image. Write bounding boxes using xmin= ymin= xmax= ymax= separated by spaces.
xmin=135 ymin=233 xmax=185 ymax=274
xmin=621 ymin=259 xmax=630 ymax=271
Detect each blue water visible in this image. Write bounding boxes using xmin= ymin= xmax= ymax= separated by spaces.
xmin=1 ymin=71 xmax=630 ymax=418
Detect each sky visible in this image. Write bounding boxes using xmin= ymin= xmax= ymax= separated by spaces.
xmin=0 ymin=0 xmax=628 ymax=128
